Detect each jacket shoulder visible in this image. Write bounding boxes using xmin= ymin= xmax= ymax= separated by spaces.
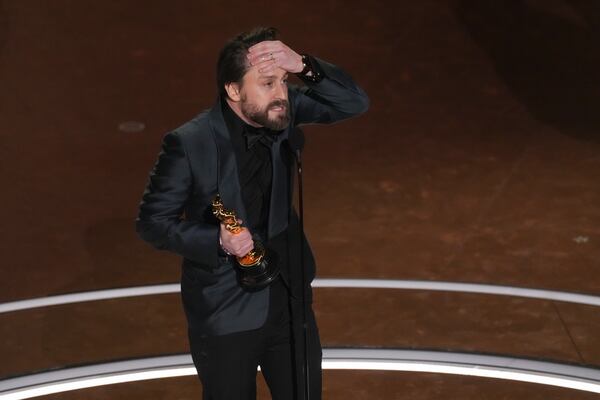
xmin=169 ymin=109 xmax=212 ymax=140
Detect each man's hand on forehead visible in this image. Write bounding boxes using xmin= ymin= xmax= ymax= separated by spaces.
xmin=247 ymin=40 xmax=303 ymax=75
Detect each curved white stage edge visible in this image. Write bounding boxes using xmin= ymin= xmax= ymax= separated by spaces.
xmin=1 ymin=349 xmax=600 ymax=399
xmin=2 ymin=278 xmax=600 ymax=314
xmin=1 ymin=279 xmax=600 ymax=398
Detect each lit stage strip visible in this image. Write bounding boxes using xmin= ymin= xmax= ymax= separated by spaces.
xmin=1 ymin=349 xmax=600 ymax=399
xmin=2 ymin=279 xmax=600 ymax=314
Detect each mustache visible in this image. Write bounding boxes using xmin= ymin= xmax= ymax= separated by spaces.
xmin=268 ymin=99 xmax=289 ymax=109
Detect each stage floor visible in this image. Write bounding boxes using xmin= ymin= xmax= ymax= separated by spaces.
xmin=1 ymin=0 xmax=600 ymax=398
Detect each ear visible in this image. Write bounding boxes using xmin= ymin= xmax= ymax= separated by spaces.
xmin=224 ymin=82 xmax=242 ymax=102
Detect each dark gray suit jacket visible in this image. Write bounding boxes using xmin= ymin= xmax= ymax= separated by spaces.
xmin=136 ymin=57 xmax=368 ymax=335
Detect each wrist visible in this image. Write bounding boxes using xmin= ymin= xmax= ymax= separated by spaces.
xmin=292 ymin=53 xmax=304 ymax=73
xmin=297 ymin=54 xmax=323 ymax=83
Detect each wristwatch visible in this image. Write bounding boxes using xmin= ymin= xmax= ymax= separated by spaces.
xmin=298 ymin=54 xmax=323 ymax=83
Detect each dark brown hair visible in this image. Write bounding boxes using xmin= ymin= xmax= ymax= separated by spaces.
xmin=216 ymin=27 xmax=278 ymax=99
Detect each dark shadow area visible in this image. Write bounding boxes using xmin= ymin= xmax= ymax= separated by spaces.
xmin=0 ymin=1 xmax=7 ymax=58
xmin=82 ymin=217 xmax=179 ymax=291
xmin=455 ymin=0 xmax=600 ymax=143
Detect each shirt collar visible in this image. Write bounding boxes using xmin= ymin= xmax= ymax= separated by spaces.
xmin=221 ymin=98 xmax=277 ymax=150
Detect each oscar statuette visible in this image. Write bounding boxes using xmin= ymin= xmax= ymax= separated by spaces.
xmin=212 ymin=195 xmax=280 ymax=291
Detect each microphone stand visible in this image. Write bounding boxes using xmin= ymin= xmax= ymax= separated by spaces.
xmin=291 ymin=130 xmax=310 ymax=400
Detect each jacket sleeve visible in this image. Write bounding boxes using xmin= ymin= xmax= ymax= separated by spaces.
xmin=293 ymin=57 xmax=370 ymax=125
xmin=136 ymin=131 xmax=219 ymax=268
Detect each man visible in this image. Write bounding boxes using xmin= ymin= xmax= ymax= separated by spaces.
xmin=136 ymin=27 xmax=368 ymax=400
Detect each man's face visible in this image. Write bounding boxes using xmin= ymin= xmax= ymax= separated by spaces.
xmin=238 ymin=65 xmax=290 ymax=131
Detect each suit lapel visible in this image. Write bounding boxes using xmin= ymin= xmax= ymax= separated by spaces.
xmin=268 ymin=127 xmax=290 ymax=239
xmin=208 ymin=99 xmax=248 ymax=224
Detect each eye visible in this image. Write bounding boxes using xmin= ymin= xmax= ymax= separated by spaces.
xmin=264 ymin=81 xmax=274 ymax=87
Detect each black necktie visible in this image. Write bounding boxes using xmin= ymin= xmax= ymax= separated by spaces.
xmin=244 ymin=125 xmax=275 ymax=149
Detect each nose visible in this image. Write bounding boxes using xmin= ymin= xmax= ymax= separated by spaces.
xmin=275 ymin=81 xmax=287 ymax=100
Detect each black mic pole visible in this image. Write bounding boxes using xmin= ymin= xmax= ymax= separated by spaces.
xmin=291 ymin=128 xmax=310 ymax=400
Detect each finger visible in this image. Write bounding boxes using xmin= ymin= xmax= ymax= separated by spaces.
xmin=233 ymin=249 xmax=244 ymax=258
xmin=257 ymin=59 xmax=279 ymax=74
xmin=239 ymin=235 xmax=254 ymax=246
xmin=244 ymin=242 xmax=254 ymax=254
xmin=237 ymin=234 xmax=252 ymax=245
xmin=232 ymin=247 xmax=243 ymax=257
xmin=233 ymin=230 xmax=252 ymax=243
xmin=248 ymin=40 xmax=281 ymax=54
xmin=220 ymin=227 xmax=232 ymax=240
xmin=248 ymin=50 xmax=283 ymax=66
xmin=235 ymin=242 xmax=253 ymax=257
xmin=242 ymin=243 xmax=255 ymax=255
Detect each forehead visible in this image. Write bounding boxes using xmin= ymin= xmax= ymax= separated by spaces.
xmin=243 ymin=64 xmax=288 ymax=82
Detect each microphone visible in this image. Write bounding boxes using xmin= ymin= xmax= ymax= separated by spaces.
xmin=288 ymin=127 xmax=305 ymax=160
xmin=288 ymin=126 xmax=311 ymax=400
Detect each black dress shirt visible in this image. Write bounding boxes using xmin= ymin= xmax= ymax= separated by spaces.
xmin=222 ymin=100 xmax=291 ymax=313
xmin=222 ymin=99 xmax=278 ymax=242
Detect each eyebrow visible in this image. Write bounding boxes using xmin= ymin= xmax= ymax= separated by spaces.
xmin=259 ymin=73 xmax=289 ymax=81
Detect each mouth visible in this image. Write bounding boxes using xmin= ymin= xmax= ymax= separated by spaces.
xmin=269 ymin=101 xmax=288 ymax=113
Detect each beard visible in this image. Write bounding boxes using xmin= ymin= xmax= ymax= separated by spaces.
xmin=240 ymin=96 xmax=290 ymax=131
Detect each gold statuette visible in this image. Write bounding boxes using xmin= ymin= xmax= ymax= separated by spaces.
xmin=212 ymin=195 xmax=264 ymax=267
xmin=212 ymin=195 xmax=279 ymax=290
